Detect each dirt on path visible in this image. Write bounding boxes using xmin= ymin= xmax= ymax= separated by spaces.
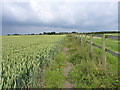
xmin=63 ymin=61 xmax=73 ymax=88
xmin=63 ymin=48 xmax=73 ymax=88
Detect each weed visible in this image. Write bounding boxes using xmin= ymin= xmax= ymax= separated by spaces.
xmin=55 ymin=52 xmax=66 ymax=64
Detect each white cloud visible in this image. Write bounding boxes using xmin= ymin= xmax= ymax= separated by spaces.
xmin=2 ymin=0 xmax=119 ymax=2
xmin=2 ymin=1 xmax=118 ymax=34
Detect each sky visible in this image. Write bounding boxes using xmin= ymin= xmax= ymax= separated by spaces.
xmin=1 ymin=0 xmax=118 ymax=35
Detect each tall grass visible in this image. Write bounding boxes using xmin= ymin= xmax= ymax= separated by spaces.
xmin=43 ymin=51 xmax=66 ymax=88
xmin=67 ymin=35 xmax=119 ymax=88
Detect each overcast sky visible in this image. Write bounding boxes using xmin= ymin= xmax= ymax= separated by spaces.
xmin=2 ymin=0 xmax=118 ymax=35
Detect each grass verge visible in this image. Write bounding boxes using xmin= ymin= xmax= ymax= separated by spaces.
xmin=43 ymin=51 xmax=66 ymax=88
xmin=67 ymin=35 xmax=119 ymax=88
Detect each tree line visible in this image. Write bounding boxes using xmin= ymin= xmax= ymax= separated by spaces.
xmin=7 ymin=31 xmax=78 ymax=36
xmin=7 ymin=31 xmax=119 ymax=36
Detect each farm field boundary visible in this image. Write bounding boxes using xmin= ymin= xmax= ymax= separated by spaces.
xmin=74 ymin=34 xmax=119 ymax=69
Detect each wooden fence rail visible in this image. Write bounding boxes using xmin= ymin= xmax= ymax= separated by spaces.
xmin=74 ymin=34 xmax=120 ymax=70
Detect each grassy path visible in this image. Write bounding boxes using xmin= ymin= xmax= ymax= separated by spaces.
xmin=42 ymin=35 xmax=119 ymax=88
xmin=42 ymin=36 xmax=74 ymax=88
xmin=63 ymin=47 xmax=73 ymax=88
xmin=63 ymin=61 xmax=73 ymax=88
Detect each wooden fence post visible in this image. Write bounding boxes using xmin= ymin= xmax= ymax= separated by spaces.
xmin=85 ymin=34 xmax=86 ymax=39
xmin=102 ymin=34 xmax=106 ymax=70
xmin=81 ymin=34 xmax=83 ymax=45
xmin=90 ymin=34 xmax=93 ymax=58
xmin=80 ymin=34 xmax=82 ymax=43
xmin=84 ymin=34 xmax=87 ymax=42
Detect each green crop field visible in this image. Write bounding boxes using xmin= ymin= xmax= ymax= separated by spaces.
xmin=2 ymin=35 xmax=65 ymax=88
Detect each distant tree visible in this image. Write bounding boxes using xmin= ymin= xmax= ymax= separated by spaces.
xmin=43 ymin=32 xmax=47 ymax=34
xmin=39 ymin=33 xmax=42 ymax=35
xmin=49 ymin=31 xmax=56 ymax=35
xmin=30 ymin=33 xmax=35 ymax=35
xmin=7 ymin=34 xmax=10 ymax=36
xmin=72 ymin=31 xmax=77 ymax=33
xmin=12 ymin=34 xmax=21 ymax=35
xmin=43 ymin=31 xmax=57 ymax=35
xmin=58 ymin=32 xmax=69 ymax=34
